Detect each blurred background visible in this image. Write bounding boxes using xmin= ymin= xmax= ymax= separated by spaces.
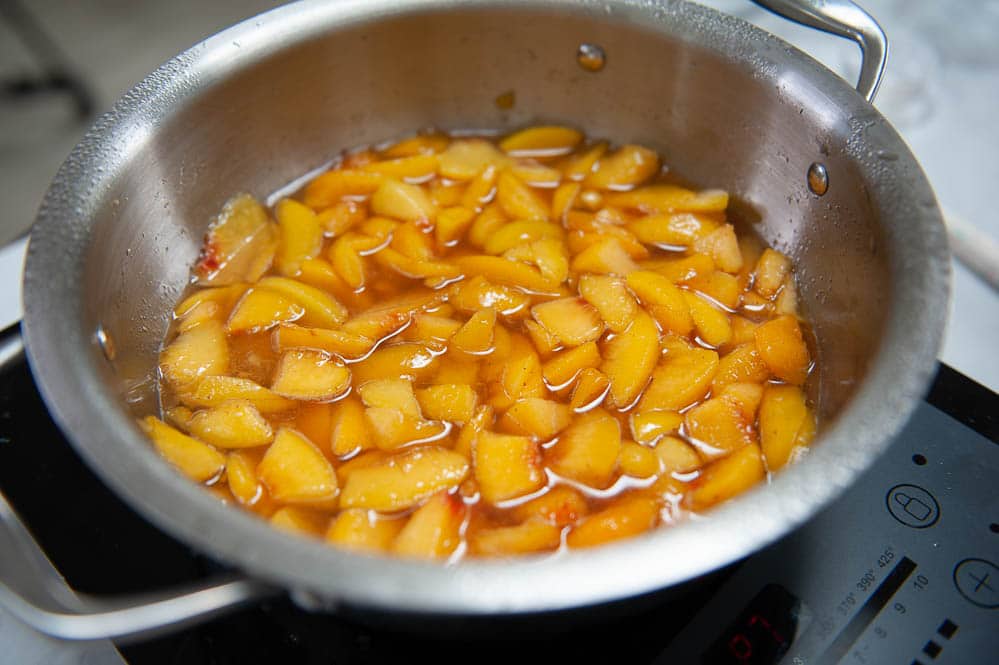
xmin=1 ymin=0 xmax=996 ymax=389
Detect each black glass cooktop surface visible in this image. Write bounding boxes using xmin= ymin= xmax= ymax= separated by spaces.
xmin=0 ymin=352 xmax=994 ymax=665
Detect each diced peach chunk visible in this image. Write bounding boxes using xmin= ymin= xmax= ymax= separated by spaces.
xmin=273 ymin=323 xmax=374 ymax=360
xmin=438 ymin=139 xmax=507 ymax=180
xmin=303 ymin=169 xmax=384 ymax=209
xmin=531 ymin=298 xmax=605 ymax=348
xmin=453 ymin=255 xmax=559 ymax=294
xmin=358 ymin=378 xmax=422 ymax=418
xmin=643 ymin=253 xmax=715 ymax=284
xmin=499 ymin=338 xmax=545 ymax=404
xmin=340 ymin=446 xmax=470 ymax=511
xmin=468 ymin=205 xmax=508 ymax=248
xmin=712 ymin=343 xmax=770 ymax=389
xmin=469 ymin=518 xmax=562 ymax=556
xmin=560 ymin=142 xmax=607 ymax=180
xmin=159 ymin=320 xmax=229 ymax=389
xmin=585 ymin=145 xmax=659 ymax=190
xmin=165 ymin=405 xmax=195 ymax=431
xmin=226 ymin=288 xmax=304 ymax=334
xmin=630 ymin=409 xmax=683 ymax=445
xmin=693 ymin=224 xmax=743 ymax=273
xmin=510 ymin=486 xmax=588 ymax=527
xmin=140 ymin=416 xmax=225 ymax=483
xmin=363 ymin=153 xmax=438 ymax=179
xmin=687 ymin=444 xmax=765 ymax=511
xmin=753 ymin=248 xmax=792 ymax=298
xmin=500 ymin=398 xmax=572 ymax=440
xmin=257 ymin=428 xmax=339 ymax=505
xmin=326 ymin=508 xmax=405 ymax=553
xmin=364 ymin=407 xmax=447 ymax=449
xmin=351 ymin=343 xmax=439 ymax=384
xmin=255 ymin=276 xmax=347 ymax=328
xmin=317 ymin=199 xmax=367 ymax=237
xmin=639 ymin=348 xmax=719 ymax=411
xmin=451 ymin=308 xmax=496 ymax=354
xmin=370 ymin=178 xmax=436 ymax=222
xmin=330 ymin=396 xmax=374 ymax=457
xmin=225 ymin=449 xmax=273 ymax=512
xmin=605 ymin=185 xmax=728 ymax=214
xmin=460 ymin=164 xmax=499 ymax=211
xmin=503 ymin=238 xmax=570 ymax=284
xmin=432 ymin=356 xmax=480 ymax=386
xmin=627 ymin=213 xmax=719 ymax=247
xmin=547 ymin=408 xmax=621 ymax=488
xmin=453 ymin=404 xmax=493 ymax=460
xmin=174 ymin=284 xmax=248 ymax=322
xmin=600 ymin=311 xmax=660 ymax=409
xmin=618 ymin=441 xmax=661 ymax=478
xmin=775 ymin=276 xmax=799 ymax=316
xmin=271 ymin=349 xmax=351 ymax=402
xmin=435 ymin=206 xmax=476 ymax=245
xmin=274 ymin=198 xmax=323 ymax=276
xmin=684 ymin=398 xmax=755 ymax=461
xmin=577 ymin=274 xmax=639 ymax=333
xmin=569 ymin=368 xmax=610 ymax=411
xmin=551 ymin=181 xmax=582 ymax=222
xmin=181 ymin=376 xmax=295 ymax=413
xmin=188 ymin=400 xmax=273 ymax=449
xmin=474 ymin=431 xmax=546 ymax=504
xmin=655 ymin=436 xmax=703 ymax=474
xmin=523 ymin=320 xmax=559 ymax=358
xmin=194 ymin=194 xmax=277 ymax=285
xmin=759 ymin=385 xmax=813 ymax=471
xmin=754 ymin=315 xmax=811 ymax=385
xmin=687 ymin=270 xmax=741 ymax=311
xmin=270 ymin=507 xmax=329 ymax=537
xmin=683 ymin=291 xmax=732 ymax=348
xmin=566 ymin=496 xmax=659 ymax=548
xmin=500 ymin=125 xmax=582 ymax=156
xmin=449 ymin=275 xmax=530 ymax=317
xmin=416 ymin=384 xmax=479 ymax=423
xmin=328 ymin=235 xmax=367 ymax=289
xmin=392 ymin=492 xmax=465 ymax=559
xmin=626 ymin=270 xmax=694 ymax=335
xmin=719 ymin=382 xmax=764 ymax=421
xmin=406 ymin=314 xmax=462 ymax=342
xmin=571 ymin=238 xmax=639 ymax=276
xmin=496 ymin=170 xmax=549 ymax=220
xmin=541 ymin=341 xmax=601 ymax=388
xmin=484 ymin=220 xmax=563 ymax=255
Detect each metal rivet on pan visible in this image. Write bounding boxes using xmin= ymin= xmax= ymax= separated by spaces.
xmin=807 ymin=162 xmax=829 ymax=196
xmin=95 ymin=325 xmax=116 ymax=361
xmin=577 ymin=43 xmax=606 ymax=72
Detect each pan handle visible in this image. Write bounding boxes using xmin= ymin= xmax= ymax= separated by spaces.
xmin=751 ymin=0 xmax=888 ymax=103
xmin=0 ymin=328 xmax=278 ymax=641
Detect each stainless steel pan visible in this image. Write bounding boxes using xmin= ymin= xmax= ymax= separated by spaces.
xmin=0 ymin=0 xmax=949 ymax=641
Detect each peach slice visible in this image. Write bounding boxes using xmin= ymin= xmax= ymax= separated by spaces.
xmin=474 ymin=432 xmax=546 ymax=504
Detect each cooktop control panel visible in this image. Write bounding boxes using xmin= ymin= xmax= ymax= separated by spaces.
xmin=659 ymin=403 xmax=998 ymax=664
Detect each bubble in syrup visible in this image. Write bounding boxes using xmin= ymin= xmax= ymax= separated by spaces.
xmin=577 ymin=43 xmax=606 ymax=72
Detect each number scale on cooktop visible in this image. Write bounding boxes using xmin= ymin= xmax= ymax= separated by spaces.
xmin=659 ymin=403 xmax=998 ymax=664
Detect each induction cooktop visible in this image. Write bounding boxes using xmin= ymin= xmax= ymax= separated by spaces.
xmin=0 ymin=349 xmax=995 ymax=665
